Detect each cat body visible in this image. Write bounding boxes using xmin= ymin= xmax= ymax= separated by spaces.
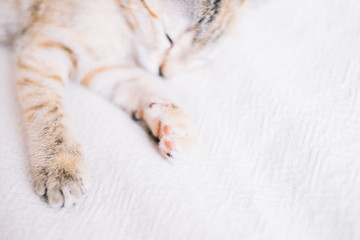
xmin=1 ymin=0 xmax=242 ymax=207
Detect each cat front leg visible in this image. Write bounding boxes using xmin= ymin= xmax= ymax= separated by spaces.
xmin=81 ymin=67 xmax=196 ymax=159
xmin=16 ymin=39 xmax=90 ymax=207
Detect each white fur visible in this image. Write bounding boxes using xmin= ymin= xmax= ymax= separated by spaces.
xmin=10 ymin=0 xmax=232 ymax=207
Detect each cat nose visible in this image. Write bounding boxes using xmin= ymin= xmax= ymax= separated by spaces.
xmin=158 ymin=65 xmax=166 ymax=78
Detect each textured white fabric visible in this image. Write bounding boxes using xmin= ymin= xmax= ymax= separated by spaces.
xmin=1 ymin=0 xmax=360 ymax=239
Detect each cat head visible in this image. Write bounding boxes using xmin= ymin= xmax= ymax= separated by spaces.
xmin=159 ymin=0 xmax=242 ymax=78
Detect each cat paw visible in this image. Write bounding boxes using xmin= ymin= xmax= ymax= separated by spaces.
xmin=32 ymin=151 xmax=90 ymax=208
xmin=137 ymin=102 xmax=197 ymax=159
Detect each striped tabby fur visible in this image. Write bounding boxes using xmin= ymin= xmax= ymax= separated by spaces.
xmin=0 ymin=0 xmax=242 ymax=207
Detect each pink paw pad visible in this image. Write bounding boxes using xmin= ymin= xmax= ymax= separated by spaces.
xmin=158 ymin=124 xmax=175 ymax=157
xmin=165 ymin=140 xmax=174 ymax=150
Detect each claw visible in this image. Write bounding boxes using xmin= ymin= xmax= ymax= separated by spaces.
xmin=132 ymin=110 xmax=142 ymax=121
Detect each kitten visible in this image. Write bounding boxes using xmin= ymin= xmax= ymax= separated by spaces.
xmin=1 ymin=0 xmax=242 ymax=207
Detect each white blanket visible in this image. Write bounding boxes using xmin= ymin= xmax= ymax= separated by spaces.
xmin=1 ymin=0 xmax=360 ymax=239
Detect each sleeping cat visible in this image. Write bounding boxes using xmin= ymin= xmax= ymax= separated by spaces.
xmin=1 ymin=0 xmax=242 ymax=207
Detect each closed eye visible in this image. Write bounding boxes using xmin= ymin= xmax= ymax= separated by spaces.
xmin=165 ymin=33 xmax=174 ymax=48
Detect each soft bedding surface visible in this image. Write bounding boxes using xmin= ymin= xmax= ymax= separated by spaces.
xmin=1 ymin=0 xmax=360 ymax=239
